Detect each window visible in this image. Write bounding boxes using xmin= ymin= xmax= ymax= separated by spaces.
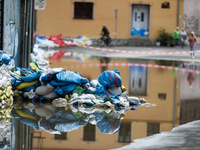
xmin=141 ymin=12 xmax=144 ymax=22
xmin=83 ymin=123 xmax=95 ymax=141
xmin=118 ymin=123 xmax=131 ymax=143
xmin=135 ymin=12 xmax=137 ymax=21
xmin=54 ymin=132 xmax=67 ymax=140
xmin=74 ymin=2 xmax=93 ymax=19
xmin=147 ymin=123 xmax=160 ymax=136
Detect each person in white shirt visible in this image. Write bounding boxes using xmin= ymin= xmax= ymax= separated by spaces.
xmin=180 ymin=28 xmax=187 ymax=48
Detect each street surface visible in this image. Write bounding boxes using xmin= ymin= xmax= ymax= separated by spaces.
xmin=113 ymin=120 xmax=200 ymax=150
xmin=57 ymin=46 xmax=200 ymax=62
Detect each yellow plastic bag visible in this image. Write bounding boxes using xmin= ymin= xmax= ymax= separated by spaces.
xmin=121 ymin=86 xmax=126 ymax=92
xmin=65 ymin=95 xmax=73 ymax=101
xmin=120 ymin=114 xmax=125 ymax=120
xmin=17 ymin=80 xmax=38 ymax=90
xmin=30 ymin=63 xmax=40 ymax=72
xmin=16 ymin=110 xmax=37 ymax=121
xmin=6 ymin=86 xmax=12 ymax=97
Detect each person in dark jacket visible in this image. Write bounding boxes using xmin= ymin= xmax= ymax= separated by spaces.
xmin=100 ymin=26 xmax=110 ymax=39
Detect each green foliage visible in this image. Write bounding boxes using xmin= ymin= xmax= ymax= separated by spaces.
xmin=157 ymin=28 xmax=174 ymax=46
xmin=155 ymin=60 xmax=174 ymax=66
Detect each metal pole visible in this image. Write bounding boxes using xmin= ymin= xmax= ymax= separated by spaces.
xmin=114 ymin=9 xmax=118 ymax=69
xmin=115 ymin=9 xmax=118 ymax=47
xmin=177 ymin=0 xmax=180 ymax=27
xmin=173 ymin=73 xmax=177 ymax=128
xmin=28 ymin=0 xmax=33 ymax=69
xmin=24 ymin=0 xmax=30 ymax=68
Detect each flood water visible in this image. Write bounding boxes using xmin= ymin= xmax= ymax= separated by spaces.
xmin=2 ymin=53 xmax=200 ymax=150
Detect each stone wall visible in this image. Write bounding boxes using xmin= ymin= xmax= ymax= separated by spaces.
xmin=183 ymin=0 xmax=200 ymax=36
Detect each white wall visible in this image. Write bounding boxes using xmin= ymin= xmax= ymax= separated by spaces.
xmin=183 ymin=0 xmax=200 ymax=35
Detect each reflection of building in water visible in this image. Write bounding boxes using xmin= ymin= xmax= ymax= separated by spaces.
xmin=180 ymin=65 xmax=200 ymax=125
xmin=33 ymin=58 xmax=181 ymax=150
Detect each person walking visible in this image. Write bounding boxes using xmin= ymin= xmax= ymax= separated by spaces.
xmin=188 ymin=31 xmax=197 ymax=59
xmin=173 ymin=27 xmax=180 ymax=48
xmin=180 ymin=28 xmax=187 ymax=48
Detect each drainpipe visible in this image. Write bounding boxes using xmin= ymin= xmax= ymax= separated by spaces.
xmin=24 ymin=0 xmax=30 ymax=68
xmin=177 ymin=0 xmax=180 ymax=27
xmin=28 ymin=0 xmax=33 ymax=69
xmin=173 ymin=73 xmax=177 ymax=128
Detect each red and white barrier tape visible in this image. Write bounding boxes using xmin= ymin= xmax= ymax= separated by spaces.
xmin=78 ymin=45 xmax=200 ymax=55
xmin=66 ymin=63 xmax=200 ymax=75
xmin=36 ymin=33 xmax=200 ymax=55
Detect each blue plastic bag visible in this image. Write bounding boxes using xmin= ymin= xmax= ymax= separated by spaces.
xmin=56 ymin=70 xmax=89 ymax=84
xmin=51 ymin=110 xmax=77 ymax=121
xmin=1 ymin=54 xmax=13 ymax=65
xmin=54 ymin=121 xmax=83 ymax=132
xmin=98 ymin=70 xmax=122 ymax=88
xmin=16 ymin=67 xmax=35 ymax=74
xmin=21 ymin=71 xmax=43 ymax=82
xmin=48 ymin=80 xmax=70 ymax=87
xmin=96 ymin=118 xmax=120 ymax=134
xmin=88 ymin=83 xmax=120 ymax=101
xmin=38 ymin=35 xmax=46 ymax=40
xmin=53 ymin=84 xmax=77 ymax=97
xmin=41 ymin=74 xmax=56 ymax=84
xmin=20 ymin=118 xmax=41 ymax=130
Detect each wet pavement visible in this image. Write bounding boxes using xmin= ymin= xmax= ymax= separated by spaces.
xmin=57 ymin=46 xmax=200 ymax=62
xmin=1 ymin=39 xmax=200 ymax=150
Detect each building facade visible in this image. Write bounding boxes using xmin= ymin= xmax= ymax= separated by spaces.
xmin=33 ymin=58 xmax=181 ymax=150
xmin=183 ymin=0 xmax=200 ymax=36
xmin=37 ymin=0 xmax=184 ymax=40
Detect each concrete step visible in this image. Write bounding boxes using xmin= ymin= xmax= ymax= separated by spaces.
xmin=127 ymin=39 xmax=155 ymax=46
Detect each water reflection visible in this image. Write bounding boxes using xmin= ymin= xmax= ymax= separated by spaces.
xmin=1 ymin=53 xmax=200 ymax=149
xmin=12 ymin=95 xmax=148 ymax=135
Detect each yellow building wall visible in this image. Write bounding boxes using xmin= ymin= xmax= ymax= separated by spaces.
xmin=34 ymin=58 xmax=180 ymax=150
xmin=37 ymin=0 xmax=184 ymax=40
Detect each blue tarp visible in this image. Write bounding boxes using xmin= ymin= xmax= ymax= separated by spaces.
xmin=131 ymin=28 xmax=148 ymax=36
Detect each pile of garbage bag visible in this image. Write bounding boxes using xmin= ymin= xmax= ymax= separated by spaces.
xmin=0 ymin=52 xmax=157 ymax=137
xmin=10 ymin=63 xmax=148 ymax=112
xmin=12 ymin=100 xmax=126 ymax=134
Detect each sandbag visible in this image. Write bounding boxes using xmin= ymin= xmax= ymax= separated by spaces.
xmin=20 ymin=118 xmax=40 ymax=130
xmin=90 ymin=80 xmax=100 ymax=88
xmin=17 ymin=80 xmax=38 ymax=90
xmin=21 ymin=71 xmax=43 ymax=82
xmin=41 ymin=73 xmax=56 ymax=84
xmin=36 ymin=85 xmax=54 ymax=96
xmin=22 ymin=86 xmax=36 ymax=92
xmin=53 ymin=84 xmax=77 ymax=97
xmin=1 ymin=54 xmax=13 ymax=65
xmin=43 ymin=103 xmax=57 ymax=112
xmin=30 ymin=63 xmax=40 ymax=72
xmin=44 ymin=92 xmax=58 ymax=100
xmin=98 ymin=70 xmax=122 ymax=88
xmin=52 ymin=98 xmax=67 ymax=107
xmin=16 ymin=109 xmax=37 ymax=121
xmin=54 ymin=121 xmax=82 ymax=132
xmin=108 ymin=86 xmax=122 ymax=96
xmin=56 ymin=70 xmax=89 ymax=84
xmin=96 ymin=118 xmax=120 ymax=134
xmin=35 ymin=107 xmax=53 ymax=120
xmin=48 ymin=80 xmax=70 ymax=87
